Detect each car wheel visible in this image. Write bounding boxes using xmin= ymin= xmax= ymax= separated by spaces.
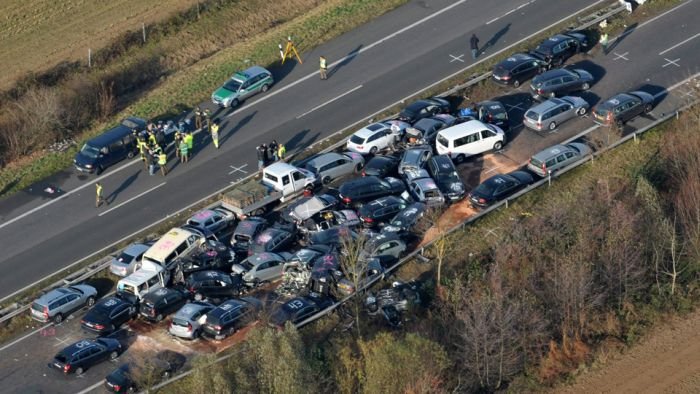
xmin=581 ymin=82 xmax=590 ymax=90
xmin=261 ymin=84 xmax=270 ymax=93
xmin=322 ymin=176 xmax=332 ymax=185
xmin=493 ymin=141 xmax=504 ymax=150
xmin=53 ymin=313 xmax=63 ymax=324
xmin=96 ymin=165 xmax=104 ymax=175
xmin=354 ymin=163 xmax=363 ymax=173
xmin=109 ymin=351 xmax=119 ymax=360
xmin=454 ymin=154 xmax=466 ymax=164
xmin=513 ymin=79 xmax=520 ymax=88
xmin=548 ymin=121 xmax=557 ymax=130
xmin=231 ymin=99 xmax=240 ymax=108
xmin=127 ymin=151 xmax=135 ymax=159
xmin=644 ymin=103 xmax=653 ymax=114
xmin=369 ymin=146 xmax=378 ymax=155
xmin=577 ymin=107 xmax=587 ymax=116
xmin=86 ymin=296 xmax=95 ymax=307
xmin=75 ymin=367 xmax=84 ymax=375
xmin=156 ymin=314 xmax=164 ymax=322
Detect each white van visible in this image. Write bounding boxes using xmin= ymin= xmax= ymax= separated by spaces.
xmin=435 ymin=120 xmax=505 ymax=163
xmin=141 ymin=227 xmax=203 ymax=270
xmin=116 ymin=262 xmax=169 ymax=301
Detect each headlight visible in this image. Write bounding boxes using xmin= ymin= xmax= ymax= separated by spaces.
xmin=84 ymin=164 xmax=92 ymax=169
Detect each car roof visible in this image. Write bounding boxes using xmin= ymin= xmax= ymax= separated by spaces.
xmin=414 ymin=177 xmax=439 ymax=190
xmin=189 ymin=209 xmax=219 ymax=223
xmin=61 ymin=339 xmax=99 ymax=356
xmin=235 ymin=218 xmax=266 ymax=235
xmin=599 ymin=93 xmax=637 ymax=108
xmin=86 ymin=120 xmax=140 ymax=147
xmin=190 ymin=270 xmax=228 ymax=281
xmin=144 ymin=227 xmax=197 ymax=262
xmin=234 ymin=66 xmax=270 ymax=81
xmin=537 ymin=34 xmax=574 ymax=49
xmin=143 ymin=287 xmax=176 ymax=301
xmin=413 ymin=118 xmax=441 ymax=130
xmin=536 ymin=68 xmax=573 ymax=80
xmin=354 ymin=122 xmax=389 ymax=138
xmin=175 ymin=302 xmax=212 ymax=318
xmin=532 ymin=144 xmax=572 ymax=161
xmin=122 ymin=243 xmax=150 ymax=255
xmin=527 ymin=98 xmax=567 ymax=114
xmin=430 ymin=154 xmax=456 ymax=169
xmin=366 ymin=232 xmax=403 ymax=248
xmin=247 ymin=252 xmax=285 ymax=265
xmin=35 ymin=287 xmax=75 ymax=304
xmin=307 ymin=152 xmax=345 ymax=167
xmin=367 ymin=155 xmax=399 ymax=166
xmin=118 ymin=268 xmax=161 ymax=286
xmin=496 ymin=53 xmax=537 ymax=69
xmin=210 ymin=299 xmax=246 ymax=317
xmin=437 ymin=120 xmax=493 ymax=139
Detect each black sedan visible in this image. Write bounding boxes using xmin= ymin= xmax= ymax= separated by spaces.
xmin=397 ymin=97 xmax=451 ymax=123
xmin=104 ymin=352 xmax=181 ymax=393
xmin=592 ymin=91 xmax=655 ymax=126
xmin=185 ymin=270 xmax=246 ymax=301
xmin=50 ymin=338 xmax=122 ymax=375
xmin=531 ymin=32 xmax=588 ymax=68
xmin=468 ymin=171 xmax=535 ymax=208
xmin=81 ymin=292 xmax=138 ymax=335
xmin=269 ymin=293 xmax=334 ymax=327
xmin=530 ymin=68 xmax=593 ymax=100
xmin=491 ymin=53 xmax=547 ymax=88
xmin=178 ymin=240 xmax=234 ymax=275
xmin=358 ymin=196 xmax=408 ymax=228
xmin=338 ymin=176 xmax=406 ymax=207
xmin=362 ymin=154 xmax=400 ymax=178
xmin=201 ymin=297 xmax=263 ymax=340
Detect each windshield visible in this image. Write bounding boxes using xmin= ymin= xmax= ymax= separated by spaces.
xmin=436 ymin=135 xmax=449 ymax=148
xmin=305 ymin=164 xmax=318 ymax=175
xmin=234 ymin=234 xmax=251 ymax=242
xmin=116 ymin=251 xmax=136 ymax=263
xmin=529 ymin=157 xmax=543 ymax=168
xmin=80 ymin=144 xmax=100 ymax=159
xmin=223 ymin=80 xmax=241 ymax=92
xmin=240 ymin=260 xmax=255 ymax=270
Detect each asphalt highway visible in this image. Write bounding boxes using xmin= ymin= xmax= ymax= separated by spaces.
xmin=0 ymin=1 xmax=699 ymax=393
xmin=0 ymin=0 xmax=604 ymax=300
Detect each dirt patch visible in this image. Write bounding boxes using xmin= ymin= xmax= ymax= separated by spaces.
xmin=555 ymin=309 xmax=700 ymax=394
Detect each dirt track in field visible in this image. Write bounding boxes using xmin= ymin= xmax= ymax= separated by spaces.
xmin=555 ymin=308 xmax=700 ymax=394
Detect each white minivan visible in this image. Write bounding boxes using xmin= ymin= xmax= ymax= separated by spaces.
xmin=141 ymin=227 xmax=203 ymax=270
xmin=435 ymin=120 xmax=505 ymax=163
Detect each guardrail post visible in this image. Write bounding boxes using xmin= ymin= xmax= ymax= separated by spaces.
xmin=676 ymin=111 xmax=680 ymax=120
xmin=505 ymin=199 xmax=509 ymax=209
xmin=547 ymin=171 xmax=552 ymax=187
xmin=633 ymin=132 xmax=637 ymax=143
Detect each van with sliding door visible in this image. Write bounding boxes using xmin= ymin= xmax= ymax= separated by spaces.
xmin=434 ymin=120 xmax=505 ymax=164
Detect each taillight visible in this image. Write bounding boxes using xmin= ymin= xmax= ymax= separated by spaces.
xmin=187 ymin=323 xmax=193 ymax=332
xmin=43 ymin=306 xmax=49 ymax=319
xmin=342 ymin=196 xmax=351 ymax=204
xmin=478 ymin=198 xmax=487 ymax=204
xmin=95 ymin=323 xmax=105 ymax=330
xmin=214 ymin=325 xmax=222 ymax=331
xmin=150 ymin=309 xmax=156 ymax=317
xmin=113 ymin=384 xmax=121 ymax=392
xmin=363 ymin=217 xmax=374 ymax=223
xmin=537 ymin=122 xmax=542 ymax=129
xmin=541 ymin=162 xmax=547 ymax=172
xmin=189 ymin=286 xmax=195 ymax=293
xmin=606 ymin=112 xmax=613 ymax=124
xmin=361 ymin=170 xmax=366 ymax=176
xmin=63 ymin=364 xmax=71 ymax=373
xmin=537 ymin=89 xmax=544 ymax=94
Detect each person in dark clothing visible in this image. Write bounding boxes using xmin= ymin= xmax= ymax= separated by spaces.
xmin=257 ymin=145 xmax=266 ymax=170
xmin=470 ymin=33 xmax=479 ymax=59
xmin=269 ymin=140 xmax=279 ymax=161
xmin=261 ymin=143 xmax=269 ymax=165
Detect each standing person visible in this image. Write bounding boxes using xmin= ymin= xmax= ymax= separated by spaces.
xmin=204 ymin=108 xmax=212 ymax=130
xmin=319 ymin=56 xmax=328 ymax=80
xmin=137 ymin=137 xmax=148 ymax=170
xmin=174 ymin=130 xmax=183 ymax=159
xmin=158 ymin=150 xmax=168 ymax=176
xmin=600 ymin=32 xmax=609 ymax=55
xmin=179 ymin=139 xmax=189 ymax=163
xmin=147 ymin=149 xmax=156 ymax=176
xmin=95 ymin=182 xmax=105 ymax=208
xmin=470 ymin=33 xmax=479 ymax=59
xmin=277 ymin=142 xmax=286 ymax=161
xmin=269 ymin=140 xmax=279 ymax=161
xmin=211 ymin=120 xmax=220 ymax=149
xmin=194 ymin=107 xmax=203 ymax=130
xmin=256 ymin=144 xmax=265 ymax=170
xmin=261 ymin=143 xmax=269 ymax=166
xmin=184 ymin=131 xmax=194 ymax=159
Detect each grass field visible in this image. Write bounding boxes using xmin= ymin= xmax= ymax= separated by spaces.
xmin=0 ymin=0 xmax=199 ymax=90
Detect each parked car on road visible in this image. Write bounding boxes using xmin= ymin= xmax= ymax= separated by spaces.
xmin=426 ymin=154 xmax=466 ymax=201
xmin=382 ymin=202 xmax=428 ymax=234
xmin=201 ymin=297 xmax=263 ymax=340
xmin=460 ymin=100 xmax=511 ymax=132
xmin=362 ymin=154 xmax=400 ymax=178
xmin=524 ymin=96 xmax=589 ymax=131
xmin=403 ymin=172 xmax=446 ymax=207
xmin=468 ymin=171 xmax=535 ymax=208
xmin=305 ymin=152 xmax=364 ymax=184
xmin=346 ymin=122 xmax=400 ymax=154
xmin=527 ymin=142 xmax=592 ymax=177
xmin=531 ymin=32 xmax=588 ymax=68
xmin=177 ymin=240 xmax=235 ymax=275
xmin=185 ymin=270 xmax=246 ymax=301
xmin=139 ymin=287 xmax=189 ymax=323
xmin=338 ymin=176 xmax=406 ymax=207
xmin=530 ymin=68 xmax=593 ymax=100
xmin=592 ymin=91 xmax=655 ymax=126
xmin=31 ymin=284 xmax=98 ymax=324
xmin=249 ymin=225 xmax=297 ymax=256
xmin=398 ymin=97 xmax=451 ymax=123
xmin=105 ymin=356 xmax=175 ymax=393
xmin=168 ymin=301 xmax=216 ymax=340
xmin=73 ymin=117 xmax=146 ymax=174
xmin=81 ymin=292 xmax=138 ymax=335
xmin=285 ymin=194 xmax=339 ymax=224
xmin=211 ymin=65 xmax=274 ymax=108
xmin=50 ymin=338 xmax=122 ymax=375
xmin=186 ymin=207 xmax=236 ymax=237
xmin=230 ymin=217 xmax=267 ymax=256
xmin=398 ymin=145 xmax=432 ymax=175
xmin=359 ymin=196 xmax=408 ymax=228
xmin=435 ymin=120 xmax=506 ymax=163
xmin=232 ymin=252 xmax=291 ymax=285
xmin=361 ymin=232 xmax=407 ymax=260
xmin=491 ymin=53 xmax=547 ymax=88
xmin=110 ymin=243 xmax=151 ymax=277
xmin=299 ymin=210 xmax=361 ymax=236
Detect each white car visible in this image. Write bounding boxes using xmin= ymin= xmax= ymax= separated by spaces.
xmin=347 ymin=122 xmax=401 ymax=154
xmin=435 ymin=120 xmax=506 ymax=163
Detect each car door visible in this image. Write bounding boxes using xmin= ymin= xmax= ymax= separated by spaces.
xmin=295 ymin=306 xmax=317 ymax=323
xmin=560 ymin=74 xmax=576 ymax=94
xmin=111 ymin=304 xmax=129 ymax=326
xmin=479 ymin=129 xmax=498 ymax=152
xmin=628 ymin=97 xmax=643 ymax=119
xmin=239 ymin=80 xmax=253 ymax=99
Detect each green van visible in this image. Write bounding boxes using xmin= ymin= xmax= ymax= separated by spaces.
xmin=211 ymin=65 xmax=274 ymax=108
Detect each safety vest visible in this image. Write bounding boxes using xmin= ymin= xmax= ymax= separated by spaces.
xmin=158 ymin=152 xmax=167 ymax=165
xmin=211 ymin=124 xmax=219 ymax=135
xmin=148 ymin=133 xmax=157 ymax=146
xmin=320 ymin=57 xmax=327 ymax=69
xmin=96 ymin=184 xmax=103 ymax=196
xmin=278 ymin=144 xmax=286 ymax=158
xmin=600 ymin=33 xmax=609 ymax=45
xmin=184 ymin=133 xmax=193 ymax=148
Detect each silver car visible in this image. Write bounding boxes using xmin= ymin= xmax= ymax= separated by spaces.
xmin=305 ymin=152 xmax=365 ymax=185
xmin=168 ymin=301 xmax=216 ymax=339
xmin=30 ymin=284 xmax=98 ymax=324
xmin=527 ymin=142 xmax=591 ymax=177
xmin=398 ymin=145 xmax=432 ymax=175
xmin=523 ymin=96 xmax=589 ymax=132
xmin=232 ymin=252 xmax=291 ymax=284
xmin=109 ymin=243 xmax=150 ymax=277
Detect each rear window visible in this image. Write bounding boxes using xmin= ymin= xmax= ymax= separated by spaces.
xmin=54 ymin=354 xmax=69 ymax=363
xmin=474 ymin=182 xmax=495 ymax=195
xmin=172 ymin=317 xmax=190 ymax=327
xmin=264 ymin=173 xmax=279 ymax=183
xmin=350 ymin=135 xmax=365 ymax=144
xmin=436 ymin=135 xmax=449 ymax=148
xmin=529 ymin=157 xmax=543 ymax=168
xmin=593 ymin=107 xmax=610 ymax=118
xmin=31 ymin=302 xmax=44 ymax=312
xmin=525 ymin=111 xmax=539 ymax=121
xmin=234 ymin=234 xmax=251 ymax=242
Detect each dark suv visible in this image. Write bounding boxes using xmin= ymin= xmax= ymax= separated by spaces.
xmin=201 ymin=297 xmax=263 ymax=340
xmin=398 ymin=97 xmax=451 ymax=123
xmin=592 ymin=91 xmax=655 ymax=126
xmin=230 ymin=217 xmax=267 ymax=256
xmin=139 ymin=287 xmax=189 ymax=323
xmin=491 ymin=53 xmax=547 ymax=88
xmin=249 ymin=224 xmax=297 ymax=256
xmin=338 ymin=176 xmax=406 ymax=207
xmin=530 ymin=68 xmax=593 ymax=100
xmin=49 ymin=338 xmax=122 ymax=375
xmin=358 ymin=196 xmax=408 ymax=228
xmin=177 ymin=240 xmax=234 ymax=275
xmin=81 ymin=292 xmax=138 ymax=335
xmin=185 ymin=270 xmax=245 ymax=301
xmin=426 ymin=155 xmax=466 ymax=202
xmin=531 ymin=32 xmax=588 ymax=68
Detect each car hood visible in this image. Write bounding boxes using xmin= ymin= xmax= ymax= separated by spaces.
xmin=231 ymin=264 xmax=248 ymax=275
xmin=213 ymin=86 xmax=235 ymax=100
xmin=74 ymin=151 xmax=97 ymax=168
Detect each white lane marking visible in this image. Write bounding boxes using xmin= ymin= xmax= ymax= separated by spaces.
xmin=228 ymin=163 xmax=249 ymax=175
xmin=0 ymin=0 xmax=608 ymax=305
xmin=654 ymin=71 xmax=700 ymax=98
xmin=296 ymin=85 xmax=363 ymax=119
xmin=610 ymin=0 xmax=694 ymax=44
xmin=613 ymin=52 xmax=629 ymax=61
xmin=505 ymin=102 xmax=525 ymax=112
xmin=449 ymin=54 xmax=465 ymax=63
xmin=504 ymin=9 xmax=516 ymax=16
xmin=75 ymin=380 xmax=104 ymax=394
xmin=659 ymin=31 xmax=700 ymax=55
xmin=486 ymin=17 xmax=500 ymax=25
xmin=485 ymin=165 xmax=502 ymax=174
xmin=98 ymin=182 xmax=166 ymax=217
xmin=487 ymin=0 xmax=532 ymax=24
xmin=226 ymin=0 xmax=471 ymax=119
xmin=662 ymin=58 xmax=681 ymax=68
xmin=0 ymin=324 xmax=51 ymax=353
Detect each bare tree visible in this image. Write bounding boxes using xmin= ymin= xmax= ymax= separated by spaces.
xmin=338 ymin=231 xmax=369 ymax=338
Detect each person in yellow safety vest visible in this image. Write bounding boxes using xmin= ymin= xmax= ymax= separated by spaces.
xmin=137 ymin=138 xmax=148 ymax=170
xmin=319 ymin=56 xmax=328 ymax=80
xmin=148 ymin=131 xmax=157 ymax=147
xmin=600 ymin=32 xmax=609 ymax=55
xmin=158 ymin=151 xmax=168 ymax=176
xmin=95 ymin=182 xmax=105 ymax=208
xmin=179 ymin=139 xmax=189 ymax=163
xmin=174 ymin=131 xmax=182 ymax=159
xmin=277 ymin=143 xmax=286 ymax=160
xmin=211 ymin=121 xmax=220 ymax=149
xmin=184 ymin=132 xmax=194 ymax=159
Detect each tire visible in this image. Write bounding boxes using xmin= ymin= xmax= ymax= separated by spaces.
xmin=155 ymin=314 xmax=164 ymax=322
xmin=577 ymin=107 xmax=587 ymax=116
xmin=369 ymin=146 xmax=378 ymax=155
xmin=493 ymin=141 xmax=504 ymax=150
xmin=454 ymin=154 xmax=466 ymax=164
xmin=322 ymin=176 xmax=332 ymax=185
xmin=109 ymin=351 xmax=119 ymax=360
xmin=644 ymin=104 xmax=653 ymax=114
xmin=53 ymin=313 xmax=63 ymax=324
xmin=231 ymin=99 xmax=240 ymax=108
xmin=548 ymin=121 xmax=557 ymax=131
xmin=261 ymin=84 xmax=270 ymax=93
xmin=75 ymin=367 xmax=84 ymax=375
xmin=354 ymin=163 xmax=363 ymax=173
xmin=513 ymin=79 xmax=520 ymax=88
xmin=96 ymin=165 xmax=104 ymax=175
xmin=86 ymin=296 xmax=95 ymax=307
xmin=581 ymin=82 xmax=590 ymax=90
xmin=127 ymin=151 xmax=135 ymax=159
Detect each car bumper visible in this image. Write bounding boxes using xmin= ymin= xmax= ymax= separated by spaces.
xmin=491 ymin=76 xmax=513 ymax=86
xmin=74 ymin=164 xmax=95 ymax=174
xmin=523 ymin=120 xmax=545 ymax=132
xmin=81 ymin=324 xmax=111 ymax=335
xmin=201 ymin=330 xmax=226 ymax=341
xmin=169 ymin=327 xmax=196 ymax=339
